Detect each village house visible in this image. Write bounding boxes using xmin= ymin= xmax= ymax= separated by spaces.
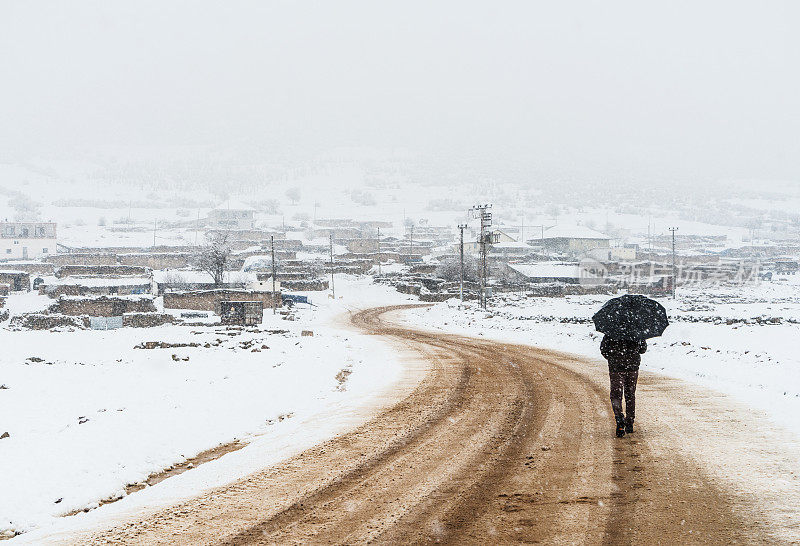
xmin=507 ymin=262 xmax=605 ymax=285
xmin=207 ymin=201 xmax=256 ymax=230
xmin=533 ymin=225 xmax=611 ymax=257
xmin=163 ymin=289 xmax=280 ymax=314
xmin=587 ymin=245 xmax=637 ymax=262
xmin=1 ymin=221 xmax=57 ymax=260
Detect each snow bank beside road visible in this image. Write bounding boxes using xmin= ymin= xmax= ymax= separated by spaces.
xmin=0 ymin=277 xmax=415 ymax=540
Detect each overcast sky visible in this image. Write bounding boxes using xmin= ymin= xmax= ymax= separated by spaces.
xmin=1 ymin=1 xmax=799 ymax=182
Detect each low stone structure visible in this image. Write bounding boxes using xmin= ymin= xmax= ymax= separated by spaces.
xmin=10 ymin=313 xmax=89 ymax=330
xmin=46 ymin=253 xmax=119 ymax=266
xmin=55 ymin=265 xmax=150 ymax=278
xmin=122 ymin=313 xmax=175 ymax=328
xmin=40 ymin=278 xmax=152 ymax=299
xmin=0 ymin=271 xmax=30 ymax=292
xmin=0 ymin=261 xmax=56 ymax=275
xmin=49 ymin=296 xmax=157 ymax=317
xmin=280 ymin=279 xmax=329 ymax=291
xmin=220 ymin=301 xmax=263 ymax=326
xmin=163 ymin=289 xmax=280 ymax=314
xmin=118 ymin=253 xmax=191 ymax=269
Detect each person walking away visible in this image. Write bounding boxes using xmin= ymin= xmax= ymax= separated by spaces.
xmin=600 ymin=335 xmax=647 ymax=437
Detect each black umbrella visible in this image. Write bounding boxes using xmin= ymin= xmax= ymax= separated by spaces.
xmin=592 ymin=294 xmax=669 ymax=340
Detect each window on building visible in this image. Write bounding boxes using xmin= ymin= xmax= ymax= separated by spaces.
xmin=5 ymin=249 xmax=10 ymax=254
xmin=21 ymin=227 xmax=29 ymax=237
xmin=3 ymin=226 xmax=14 ymax=236
xmin=36 ymin=226 xmax=46 ymax=236
xmin=43 ymin=248 xmax=49 ymax=253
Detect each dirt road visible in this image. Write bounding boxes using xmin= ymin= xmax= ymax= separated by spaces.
xmin=72 ymin=305 xmax=794 ymax=544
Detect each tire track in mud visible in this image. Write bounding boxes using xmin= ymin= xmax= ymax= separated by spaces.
xmin=73 ymin=305 xmax=760 ymax=545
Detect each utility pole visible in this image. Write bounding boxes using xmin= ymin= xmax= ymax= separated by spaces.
xmin=195 ymin=208 xmax=200 ymax=246
xmin=271 ymin=235 xmax=277 ymax=315
xmin=458 ymin=223 xmax=467 ymax=302
xmin=470 ymin=204 xmax=493 ymax=309
xmin=377 ymin=226 xmax=382 ymax=276
xmin=153 ymin=218 xmax=157 ymax=248
xmin=329 ymin=232 xmax=335 ymax=299
xmin=669 ymin=227 xmax=678 ymax=299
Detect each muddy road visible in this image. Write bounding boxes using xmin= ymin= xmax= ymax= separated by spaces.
xmin=71 ymin=305 xmax=794 ymax=545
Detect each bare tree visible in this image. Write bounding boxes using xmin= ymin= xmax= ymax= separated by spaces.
xmin=195 ymin=232 xmax=232 ymax=285
xmin=286 ymin=187 xmax=301 ymax=205
xmin=10 ymin=195 xmax=41 ymax=222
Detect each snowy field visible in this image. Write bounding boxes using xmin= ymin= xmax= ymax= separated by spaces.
xmin=0 ymin=278 xmax=415 ymax=540
xmin=3 ymin=271 xmax=800 ymax=538
xmin=399 ymin=276 xmax=800 ymax=440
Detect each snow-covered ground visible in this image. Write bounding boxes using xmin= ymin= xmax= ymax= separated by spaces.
xmin=398 ymin=276 xmax=800 ymax=440
xmin=4 ymin=264 xmax=800 ymax=539
xmin=0 ymin=278 xmax=416 ymax=540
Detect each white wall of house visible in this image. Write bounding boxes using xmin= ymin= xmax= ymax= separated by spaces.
xmin=1 ymin=222 xmax=58 ymax=260
xmin=208 ymin=209 xmax=255 ymax=230
xmin=587 ymin=246 xmax=637 ymax=262
xmin=0 ymin=237 xmax=58 ymax=259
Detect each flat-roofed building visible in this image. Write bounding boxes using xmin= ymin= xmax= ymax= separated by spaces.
xmin=0 ymin=222 xmax=57 ymax=260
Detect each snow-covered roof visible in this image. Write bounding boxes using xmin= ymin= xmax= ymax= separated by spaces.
xmin=542 ymin=225 xmax=611 ymax=240
xmin=492 ymin=241 xmax=534 ymax=249
xmin=51 ymin=277 xmax=151 ymax=287
xmin=242 ymin=255 xmax=273 ymax=270
xmin=213 ymin=200 xmax=256 ymax=212
xmin=152 ymin=269 xmax=257 ymax=284
xmin=509 ymin=262 xmax=600 ymax=280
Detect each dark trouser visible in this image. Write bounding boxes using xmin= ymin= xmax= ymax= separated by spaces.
xmin=609 ymin=368 xmax=639 ymax=423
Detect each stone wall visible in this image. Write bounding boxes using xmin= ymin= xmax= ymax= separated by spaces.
xmin=50 ymin=296 xmax=157 ymax=317
xmin=122 ymin=313 xmax=175 ymax=328
xmin=0 ymin=262 xmax=55 ymax=275
xmin=163 ymin=290 xmax=280 ymax=314
xmin=55 ymin=265 xmax=150 ymax=278
xmin=41 ymin=283 xmax=151 ymax=299
xmin=0 ymin=272 xmax=30 ymax=291
xmin=40 ymin=285 xmax=83 ymax=298
xmin=280 ymin=279 xmax=329 ymax=291
xmin=46 ymin=253 xmax=119 ymax=266
xmin=10 ymin=313 xmax=89 ymax=330
xmin=118 ymin=253 xmax=191 ymax=269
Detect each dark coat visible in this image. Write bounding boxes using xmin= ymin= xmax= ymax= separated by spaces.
xmin=600 ymin=335 xmax=647 ymax=371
